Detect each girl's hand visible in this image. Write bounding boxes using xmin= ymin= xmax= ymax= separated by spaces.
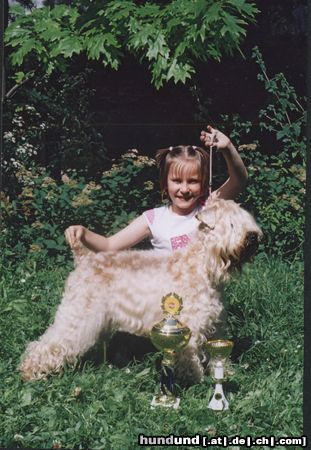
xmin=65 ymin=225 xmax=85 ymax=248
xmin=200 ymin=125 xmax=231 ymax=151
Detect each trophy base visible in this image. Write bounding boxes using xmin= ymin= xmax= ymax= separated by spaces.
xmin=208 ymin=396 xmax=229 ymax=411
xmin=151 ymin=394 xmax=180 ymax=409
xmin=208 ymin=383 xmax=229 ymax=411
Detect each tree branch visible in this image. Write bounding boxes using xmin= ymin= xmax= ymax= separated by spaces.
xmin=5 ymin=73 xmax=35 ymax=99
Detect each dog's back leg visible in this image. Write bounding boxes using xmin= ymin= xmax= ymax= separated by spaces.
xmin=19 ymin=287 xmax=110 ymax=381
xmin=174 ymin=342 xmax=205 ymax=386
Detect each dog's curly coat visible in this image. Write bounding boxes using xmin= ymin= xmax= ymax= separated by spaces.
xmin=20 ymin=199 xmax=262 ymax=384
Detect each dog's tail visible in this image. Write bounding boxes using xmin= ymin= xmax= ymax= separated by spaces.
xmin=71 ymin=241 xmax=93 ymax=266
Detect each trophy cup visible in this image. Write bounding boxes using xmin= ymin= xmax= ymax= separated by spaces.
xmin=205 ymin=339 xmax=234 ymax=411
xmin=150 ymin=293 xmax=191 ymax=409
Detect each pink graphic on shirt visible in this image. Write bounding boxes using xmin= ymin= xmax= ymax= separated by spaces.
xmin=145 ymin=209 xmax=155 ymax=225
xmin=171 ymin=234 xmax=190 ymax=251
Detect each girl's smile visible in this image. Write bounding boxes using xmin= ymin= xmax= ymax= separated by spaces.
xmin=167 ymin=162 xmax=203 ymax=215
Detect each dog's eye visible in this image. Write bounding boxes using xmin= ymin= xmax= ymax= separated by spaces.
xmin=198 ymin=222 xmax=208 ymax=230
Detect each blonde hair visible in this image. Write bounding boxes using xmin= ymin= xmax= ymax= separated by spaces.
xmin=155 ymin=145 xmax=210 ymax=199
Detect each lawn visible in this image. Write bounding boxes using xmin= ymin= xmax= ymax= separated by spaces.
xmin=0 ymin=252 xmax=303 ymax=449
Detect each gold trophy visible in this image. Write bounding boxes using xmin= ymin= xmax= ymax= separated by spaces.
xmin=205 ymin=339 xmax=234 ymax=411
xmin=150 ymin=293 xmax=191 ymax=409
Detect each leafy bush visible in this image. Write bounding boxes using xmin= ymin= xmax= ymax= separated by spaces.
xmin=3 ymin=68 xmax=109 ymax=187
xmin=191 ymin=48 xmax=305 ymax=260
xmin=242 ymin=48 xmax=305 ymax=259
xmin=2 ymin=47 xmax=305 ymax=260
xmin=1 ymin=150 xmax=158 ymax=260
xmin=218 ymin=49 xmax=305 ymax=260
xmin=241 ymin=149 xmax=304 ymax=259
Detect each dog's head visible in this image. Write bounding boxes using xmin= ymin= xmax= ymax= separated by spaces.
xmin=195 ymin=198 xmax=263 ymax=282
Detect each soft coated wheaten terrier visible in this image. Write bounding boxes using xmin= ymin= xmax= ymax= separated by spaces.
xmin=20 ymin=199 xmax=262 ymax=384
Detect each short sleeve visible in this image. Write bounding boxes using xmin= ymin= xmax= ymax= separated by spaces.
xmin=143 ymin=209 xmax=155 ymax=227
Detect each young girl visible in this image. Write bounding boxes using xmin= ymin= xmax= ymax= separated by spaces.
xmin=65 ymin=125 xmax=248 ymax=252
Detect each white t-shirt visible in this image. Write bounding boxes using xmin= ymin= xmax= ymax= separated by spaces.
xmin=142 ymin=204 xmax=203 ymax=253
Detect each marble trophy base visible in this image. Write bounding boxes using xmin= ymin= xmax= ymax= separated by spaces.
xmin=151 ymin=394 xmax=180 ymax=409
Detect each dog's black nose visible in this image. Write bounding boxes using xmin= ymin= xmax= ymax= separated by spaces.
xmin=248 ymin=232 xmax=258 ymax=243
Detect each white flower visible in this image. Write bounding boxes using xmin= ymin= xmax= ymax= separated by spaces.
xmin=14 ymin=434 xmax=24 ymax=441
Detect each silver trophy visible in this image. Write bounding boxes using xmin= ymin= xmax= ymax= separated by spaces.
xmin=205 ymin=339 xmax=234 ymax=411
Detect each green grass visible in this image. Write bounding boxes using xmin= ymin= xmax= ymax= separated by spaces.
xmin=0 ymin=253 xmax=303 ymax=449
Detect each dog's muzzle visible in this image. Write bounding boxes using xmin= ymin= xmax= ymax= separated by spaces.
xmin=240 ymin=231 xmax=260 ymax=262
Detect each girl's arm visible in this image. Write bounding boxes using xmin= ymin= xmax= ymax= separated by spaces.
xmin=65 ymin=215 xmax=151 ymax=252
xmin=200 ymin=125 xmax=248 ymax=200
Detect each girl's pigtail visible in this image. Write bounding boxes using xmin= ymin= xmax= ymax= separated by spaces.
xmin=155 ymin=147 xmax=176 ymax=201
xmin=155 ymin=147 xmax=173 ymax=168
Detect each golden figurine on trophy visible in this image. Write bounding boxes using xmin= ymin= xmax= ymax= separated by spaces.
xmin=205 ymin=339 xmax=234 ymax=411
xmin=150 ymin=293 xmax=191 ymax=409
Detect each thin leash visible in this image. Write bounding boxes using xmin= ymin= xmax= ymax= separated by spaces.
xmin=208 ymin=130 xmax=217 ymax=198
xmin=208 ymin=144 xmax=213 ymax=198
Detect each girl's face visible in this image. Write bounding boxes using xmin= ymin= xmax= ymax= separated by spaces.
xmin=166 ymin=160 xmax=203 ymax=215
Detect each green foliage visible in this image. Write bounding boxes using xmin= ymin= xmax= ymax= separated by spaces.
xmin=252 ymin=46 xmax=306 ymax=161
xmin=2 ymin=151 xmax=158 ymax=259
xmin=3 ymin=68 xmax=108 ymax=186
xmin=241 ymin=48 xmax=305 ymax=259
xmin=215 ymin=49 xmax=305 ymax=260
xmin=241 ymin=150 xmax=305 ymax=259
xmin=5 ymin=0 xmax=259 ymax=89
xmin=2 ymin=47 xmax=305 ymax=261
xmin=0 ymin=254 xmax=303 ymax=447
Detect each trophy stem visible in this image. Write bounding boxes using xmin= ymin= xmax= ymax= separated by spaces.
xmin=151 ymin=352 xmax=180 ymax=409
xmin=160 ymin=362 xmax=174 ymax=395
xmin=151 ymin=362 xmax=180 ymax=409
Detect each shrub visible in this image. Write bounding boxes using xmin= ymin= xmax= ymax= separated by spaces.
xmin=1 ymin=150 xmax=159 ymax=260
xmin=243 ymin=48 xmax=305 ymax=259
xmin=220 ymin=49 xmax=305 ymax=260
xmin=2 ymin=49 xmax=305 ymax=261
xmin=240 ymin=149 xmax=304 ymax=259
xmin=3 ymin=68 xmax=109 ymax=189
xmin=191 ymin=48 xmax=305 ymax=260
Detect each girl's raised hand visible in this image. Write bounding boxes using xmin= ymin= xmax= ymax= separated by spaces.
xmin=200 ymin=125 xmax=231 ymax=151
xmin=65 ymin=225 xmax=85 ymax=248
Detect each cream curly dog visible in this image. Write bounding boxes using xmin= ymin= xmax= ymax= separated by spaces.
xmin=20 ymin=199 xmax=262 ymax=384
